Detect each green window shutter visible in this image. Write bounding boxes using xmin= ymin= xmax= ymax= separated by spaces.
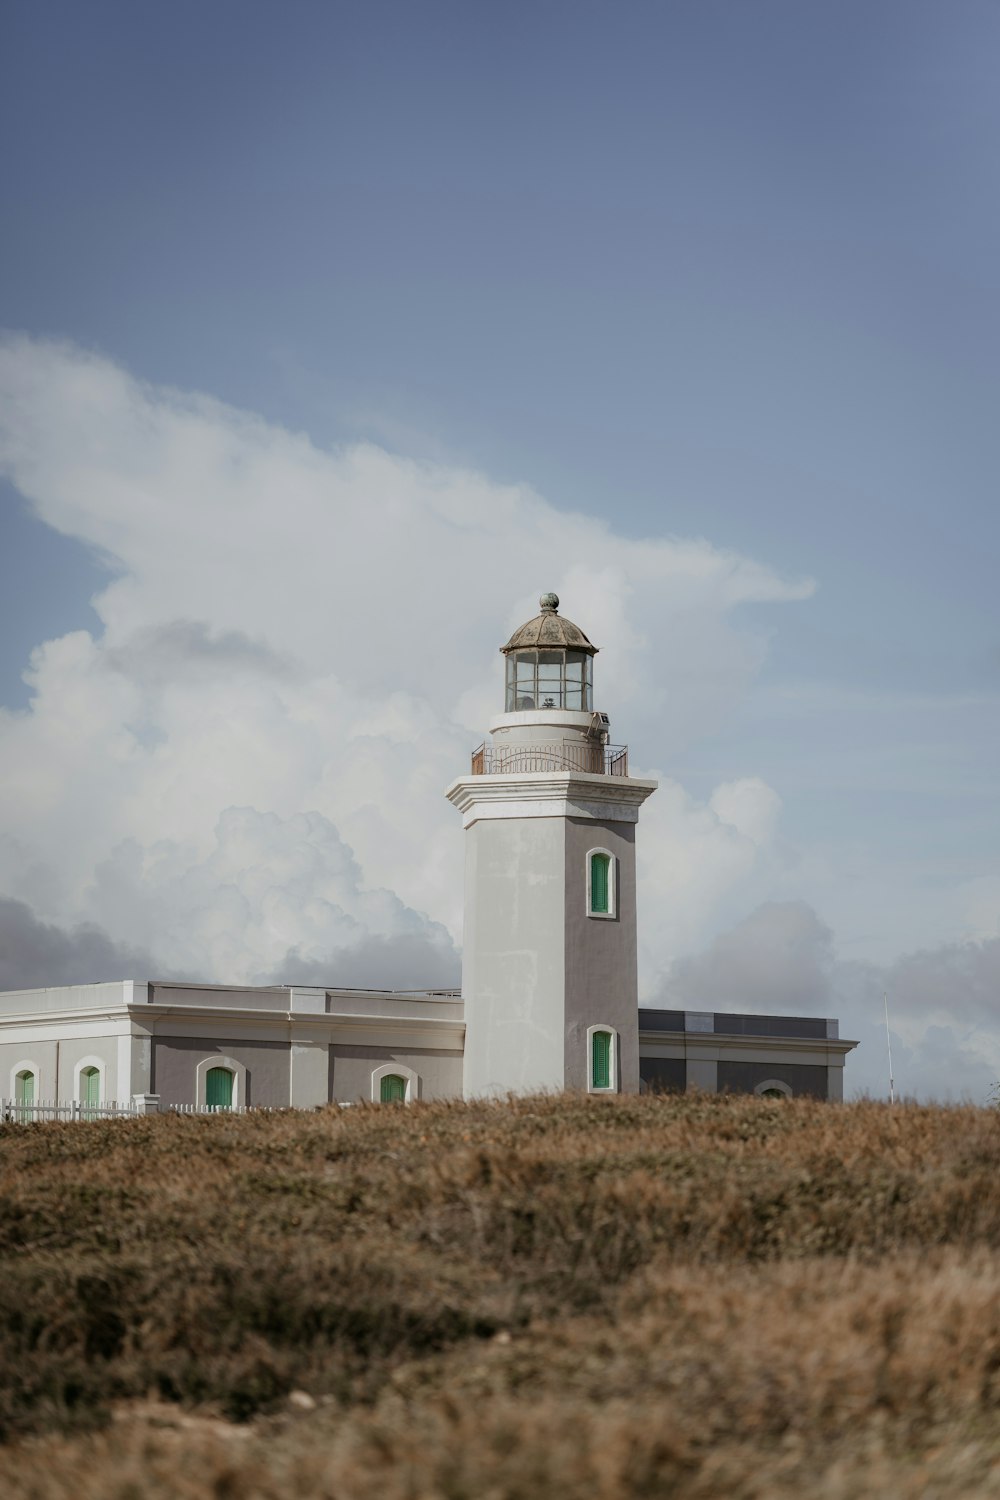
xmin=590 ymin=853 xmax=610 ymax=914
xmin=81 ymin=1067 xmax=100 ymax=1108
xmin=206 ymin=1067 xmax=234 ymax=1108
xmin=592 ymin=1031 xmax=612 ymax=1090
xmin=15 ymin=1071 xmax=35 ymax=1106
xmin=380 ymin=1073 xmax=407 ymax=1103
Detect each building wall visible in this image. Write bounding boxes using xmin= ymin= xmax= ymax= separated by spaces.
xmin=329 ymin=1044 xmax=463 ymax=1103
xmin=59 ymin=1035 xmax=123 ymax=1100
xmin=639 ymin=1057 xmax=687 ymax=1094
xmin=130 ymin=1034 xmax=153 ymax=1096
xmin=717 ymin=1060 xmax=828 ymax=1099
xmin=0 ymin=984 xmax=853 ymax=1109
xmin=148 ymin=984 xmax=288 ymax=1012
xmin=563 ymin=817 xmax=640 ymax=1093
xmin=0 ymin=983 xmax=137 ymax=1016
xmin=1 ymin=1034 xmax=123 ymax=1100
xmin=152 ymin=1036 xmax=291 ymax=1107
xmin=1 ymin=1038 xmax=58 ymax=1099
xmin=461 ymin=815 xmax=567 ymax=1097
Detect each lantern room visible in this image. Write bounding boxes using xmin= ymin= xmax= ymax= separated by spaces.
xmin=500 ymin=593 xmax=596 ymax=712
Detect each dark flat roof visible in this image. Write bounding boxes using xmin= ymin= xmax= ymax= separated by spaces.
xmin=639 ymin=1008 xmax=831 ymax=1041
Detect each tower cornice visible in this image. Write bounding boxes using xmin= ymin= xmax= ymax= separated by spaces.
xmin=445 ymin=770 xmax=658 ymax=828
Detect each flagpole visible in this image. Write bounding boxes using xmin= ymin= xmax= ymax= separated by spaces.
xmin=883 ymin=991 xmax=895 ymax=1104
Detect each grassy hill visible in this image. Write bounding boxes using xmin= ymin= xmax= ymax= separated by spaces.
xmin=1 ymin=1092 xmax=1000 ymax=1498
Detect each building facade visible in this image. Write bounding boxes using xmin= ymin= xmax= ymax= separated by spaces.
xmin=0 ymin=596 xmax=857 ymax=1113
xmin=0 ymin=980 xmax=853 ymax=1111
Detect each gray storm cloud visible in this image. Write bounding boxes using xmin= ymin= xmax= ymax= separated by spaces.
xmin=654 ymin=899 xmax=1000 ymax=1101
xmin=0 ymin=896 xmax=160 ymax=990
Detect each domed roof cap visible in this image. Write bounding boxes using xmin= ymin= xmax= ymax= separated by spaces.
xmin=501 ymin=593 xmax=598 ymax=656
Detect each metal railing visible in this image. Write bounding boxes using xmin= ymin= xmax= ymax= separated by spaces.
xmin=471 ymin=742 xmax=628 ymax=776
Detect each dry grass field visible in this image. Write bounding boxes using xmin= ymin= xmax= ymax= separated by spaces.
xmin=2 ymin=1091 xmax=1000 ymax=1498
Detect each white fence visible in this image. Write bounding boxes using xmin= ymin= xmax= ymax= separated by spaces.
xmin=167 ymin=1103 xmax=259 ymax=1115
xmin=1 ymin=1098 xmax=324 ymax=1124
xmin=0 ymin=1098 xmax=142 ymax=1123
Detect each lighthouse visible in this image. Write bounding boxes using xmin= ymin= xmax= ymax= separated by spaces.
xmin=446 ymin=593 xmax=657 ymax=1098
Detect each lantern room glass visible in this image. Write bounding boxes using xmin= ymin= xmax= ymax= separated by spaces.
xmin=505 ymin=651 xmax=593 ymax=712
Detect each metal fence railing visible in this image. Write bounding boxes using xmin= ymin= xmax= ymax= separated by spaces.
xmin=471 ymin=742 xmax=628 ymax=777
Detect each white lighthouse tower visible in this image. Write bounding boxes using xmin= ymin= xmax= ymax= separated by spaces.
xmin=446 ymin=593 xmax=657 ymax=1098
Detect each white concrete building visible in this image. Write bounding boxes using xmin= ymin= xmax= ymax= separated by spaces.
xmin=0 ymin=595 xmax=856 ymax=1114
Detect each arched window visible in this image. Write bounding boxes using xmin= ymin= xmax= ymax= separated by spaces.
xmin=586 ymin=849 xmax=615 ymax=918
xmin=371 ymin=1063 xmax=419 ymax=1103
xmin=205 ymin=1067 xmax=234 ymax=1109
xmin=380 ymin=1073 xmax=407 ymax=1104
xmin=80 ymin=1066 xmax=100 ymax=1110
xmin=73 ymin=1056 xmax=107 ymax=1107
xmin=755 ymin=1079 xmax=793 ymax=1099
xmin=15 ymin=1069 xmax=35 ymax=1107
xmin=195 ymin=1055 xmax=246 ymax=1109
xmin=587 ymin=1026 xmax=617 ymax=1093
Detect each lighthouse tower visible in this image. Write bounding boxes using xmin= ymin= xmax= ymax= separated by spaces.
xmin=446 ymin=593 xmax=657 ymax=1098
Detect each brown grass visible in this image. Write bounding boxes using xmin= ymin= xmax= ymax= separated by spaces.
xmin=2 ymin=1092 xmax=1000 ymax=1496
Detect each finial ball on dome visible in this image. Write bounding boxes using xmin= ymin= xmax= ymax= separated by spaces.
xmin=539 ymin=592 xmax=559 ymax=612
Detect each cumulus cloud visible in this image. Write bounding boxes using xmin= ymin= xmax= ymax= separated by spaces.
xmin=656 ymin=901 xmax=835 ymax=1014
xmin=0 ymin=335 xmax=811 ymax=990
xmin=105 ymin=620 xmax=293 ymax=685
xmin=1 ymin=336 xmax=996 ymax=1098
xmin=271 ymin=932 xmax=460 ymax=991
xmin=636 ymin=778 xmax=789 ymax=977
xmin=0 ymin=896 xmax=159 ymax=991
xmin=83 ymin=805 xmax=460 ymax=986
xmin=653 ymin=899 xmax=1000 ymax=1102
xmin=887 ymin=936 xmax=1000 ymax=1032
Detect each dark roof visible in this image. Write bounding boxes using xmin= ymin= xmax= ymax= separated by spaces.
xmin=501 ymin=593 xmax=598 ymax=656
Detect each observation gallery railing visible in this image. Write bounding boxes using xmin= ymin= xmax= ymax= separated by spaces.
xmin=471 ymin=742 xmax=629 ymax=777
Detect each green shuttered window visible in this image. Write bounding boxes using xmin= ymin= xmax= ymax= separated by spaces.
xmin=80 ymin=1067 xmax=100 ymax=1108
xmin=206 ymin=1067 xmax=234 ymax=1109
xmin=380 ymin=1073 xmax=407 ymax=1103
xmin=590 ymin=852 xmax=611 ymax=914
xmin=592 ymin=1030 xmax=612 ymax=1090
xmin=15 ymin=1070 xmax=34 ymax=1106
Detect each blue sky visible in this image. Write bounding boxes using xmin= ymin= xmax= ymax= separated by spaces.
xmin=1 ymin=1 xmax=998 ymax=1096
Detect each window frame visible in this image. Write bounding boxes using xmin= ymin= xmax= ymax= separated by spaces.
xmin=586 ymin=1025 xmax=618 ymax=1094
xmin=754 ymin=1079 xmax=793 ymax=1099
xmin=195 ymin=1054 xmax=246 ymax=1109
xmin=585 ymin=847 xmax=616 ymax=919
xmin=9 ymin=1059 xmax=40 ymax=1105
xmin=371 ymin=1062 xmax=419 ymax=1103
xmin=73 ymin=1055 xmax=108 ymax=1107
xmin=504 ymin=650 xmax=593 ymax=713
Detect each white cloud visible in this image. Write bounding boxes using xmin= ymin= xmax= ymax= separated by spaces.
xmin=635 ymin=776 xmax=789 ymax=985
xmin=1 ymin=336 xmax=997 ymax=1097
xmin=653 ymin=899 xmax=1000 ymax=1102
xmin=655 ymin=900 xmax=835 ymax=1014
xmin=0 ymin=335 xmax=812 ymax=990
